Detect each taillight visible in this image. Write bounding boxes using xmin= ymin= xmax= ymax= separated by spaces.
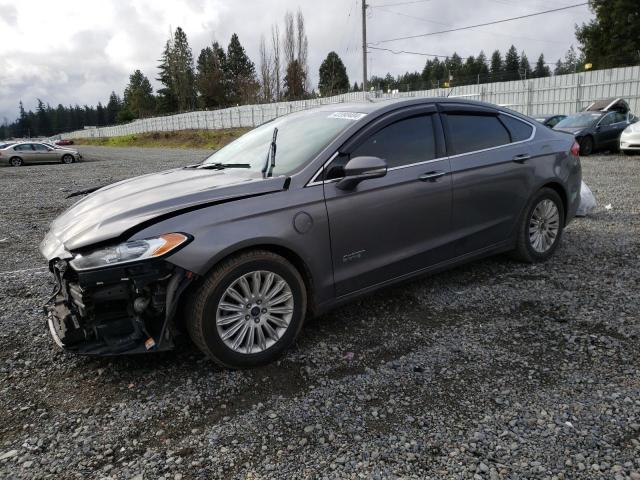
xmin=570 ymin=141 xmax=580 ymax=156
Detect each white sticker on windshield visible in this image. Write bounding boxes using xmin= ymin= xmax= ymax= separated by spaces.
xmin=328 ymin=112 xmax=367 ymax=120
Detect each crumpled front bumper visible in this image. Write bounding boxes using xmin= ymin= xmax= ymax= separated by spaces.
xmin=44 ymin=259 xmax=193 ymax=355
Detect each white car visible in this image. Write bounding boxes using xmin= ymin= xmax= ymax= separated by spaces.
xmin=620 ymin=121 xmax=640 ymax=154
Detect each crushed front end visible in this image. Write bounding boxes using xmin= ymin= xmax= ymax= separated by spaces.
xmin=44 ymin=259 xmax=193 ymax=355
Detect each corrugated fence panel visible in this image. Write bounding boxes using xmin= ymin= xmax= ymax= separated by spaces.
xmin=59 ymin=66 xmax=640 ymax=139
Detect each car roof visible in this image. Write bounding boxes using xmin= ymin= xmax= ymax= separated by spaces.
xmin=314 ymin=97 xmax=531 ymax=118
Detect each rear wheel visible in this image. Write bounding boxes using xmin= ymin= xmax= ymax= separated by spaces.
xmin=9 ymin=156 xmax=23 ymax=167
xmin=578 ymin=136 xmax=594 ymax=156
xmin=511 ymin=188 xmax=564 ymax=263
xmin=61 ymin=154 xmax=74 ymax=164
xmin=186 ymin=250 xmax=307 ymax=368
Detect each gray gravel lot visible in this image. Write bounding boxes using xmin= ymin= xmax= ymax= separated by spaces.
xmin=0 ymin=146 xmax=639 ymax=479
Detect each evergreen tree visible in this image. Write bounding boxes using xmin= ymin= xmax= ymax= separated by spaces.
xmin=490 ymin=50 xmax=503 ymax=80
xmin=283 ymin=59 xmax=306 ymax=100
xmin=476 ymin=51 xmax=489 ymax=79
xmin=352 ymin=81 xmax=360 ymax=92
xmin=172 ymin=27 xmax=197 ymax=111
xmin=96 ymin=102 xmax=106 ymax=126
xmin=576 ymin=0 xmax=640 ymax=69
xmin=196 ymin=42 xmax=227 ymax=108
xmin=519 ymin=52 xmax=532 ymax=79
xmin=318 ymin=52 xmax=350 ymax=96
xmin=106 ymin=91 xmax=122 ymax=124
xmin=226 ymin=33 xmax=259 ymax=105
xmin=533 ymin=54 xmax=550 ymax=78
xmin=156 ymin=39 xmax=178 ymax=113
xmin=123 ymin=70 xmax=155 ymax=118
xmin=504 ymin=45 xmax=520 ymax=80
xmin=36 ymin=100 xmax=51 ymax=136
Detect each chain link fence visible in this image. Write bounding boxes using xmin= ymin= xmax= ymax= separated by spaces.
xmin=55 ymin=65 xmax=640 ymax=140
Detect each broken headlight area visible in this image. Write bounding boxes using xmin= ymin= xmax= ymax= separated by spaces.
xmin=44 ymin=259 xmax=193 ymax=355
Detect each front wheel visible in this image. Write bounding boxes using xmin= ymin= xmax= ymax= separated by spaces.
xmin=186 ymin=250 xmax=307 ymax=368
xmin=61 ymin=154 xmax=74 ymax=164
xmin=511 ymin=188 xmax=565 ymax=263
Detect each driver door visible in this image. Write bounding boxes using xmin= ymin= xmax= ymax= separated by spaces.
xmin=321 ymin=106 xmax=453 ymax=297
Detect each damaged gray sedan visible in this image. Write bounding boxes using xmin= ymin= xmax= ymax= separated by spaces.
xmin=41 ymin=99 xmax=581 ymax=368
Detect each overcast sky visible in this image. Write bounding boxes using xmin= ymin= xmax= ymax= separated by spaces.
xmin=0 ymin=0 xmax=593 ymax=122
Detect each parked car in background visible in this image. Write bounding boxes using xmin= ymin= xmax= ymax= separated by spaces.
xmin=533 ymin=114 xmax=566 ymax=129
xmin=620 ymin=121 xmax=640 ymax=154
xmin=1 ymin=142 xmax=82 ymax=166
xmin=40 ymin=99 xmax=581 ymax=368
xmin=553 ymin=98 xmax=636 ymax=155
xmin=55 ymin=139 xmax=74 ymax=146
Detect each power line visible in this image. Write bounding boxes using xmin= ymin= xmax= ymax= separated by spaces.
xmin=369 ymin=0 xmax=432 ymax=7
xmin=372 ymin=2 xmax=589 ymax=44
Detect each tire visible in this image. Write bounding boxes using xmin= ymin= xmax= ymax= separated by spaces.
xmin=61 ymin=154 xmax=74 ymax=164
xmin=186 ymin=250 xmax=307 ymax=368
xmin=9 ymin=156 xmax=23 ymax=167
xmin=511 ymin=187 xmax=565 ymax=263
xmin=578 ymin=136 xmax=594 ymax=156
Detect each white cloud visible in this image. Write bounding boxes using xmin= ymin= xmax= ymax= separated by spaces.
xmin=0 ymin=0 xmax=593 ymax=122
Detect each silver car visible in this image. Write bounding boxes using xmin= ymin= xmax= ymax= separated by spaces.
xmin=40 ymin=99 xmax=581 ymax=368
xmin=1 ymin=142 xmax=82 ymax=166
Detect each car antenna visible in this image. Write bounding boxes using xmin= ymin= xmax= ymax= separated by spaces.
xmin=262 ymin=127 xmax=278 ymax=178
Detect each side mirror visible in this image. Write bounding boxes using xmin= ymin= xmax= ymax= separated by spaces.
xmin=336 ymin=156 xmax=387 ymax=190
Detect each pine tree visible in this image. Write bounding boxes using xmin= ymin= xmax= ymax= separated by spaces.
xmin=123 ymin=70 xmax=155 ymax=118
xmin=226 ymin=33 xmax=259 ymax=105
xmin=490 ymin=50 xmax=503 ymax=80
xmin=196 ymin=42 xmax=227 ymax=108
xmin=172 ymin=27 xmax=197 ymax=111
xmin=504 ymin=45 xmax=520 ymax=80
xmin=156 ymin=40 xmax=178 ymax=113
xmin=519 ymin=52 xmax=532 ymax=79
xmin=283 ymin=60 xmax=306 ymax=100
xmin=318 ymin=52 xmax=350 ymax=96
xmin=533 ymin=54 xmax=551 ymax=78
xmin=106 ymin=92 xmax=122 ymax=124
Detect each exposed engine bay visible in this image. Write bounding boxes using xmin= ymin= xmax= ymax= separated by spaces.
xmin=44 ymin=259 xmax=193 ymax=355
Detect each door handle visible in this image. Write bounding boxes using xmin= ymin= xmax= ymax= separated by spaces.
xmin=419 ymin=171 xmax=446 ymax=182
xmin=512 ymin=154 xmax=531 ymax=163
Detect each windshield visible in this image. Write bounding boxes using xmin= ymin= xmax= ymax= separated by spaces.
xmin=203 ymin=110 xmax=365 ymax=175
xmin=555 ymin=112 xmax=601 ymax=129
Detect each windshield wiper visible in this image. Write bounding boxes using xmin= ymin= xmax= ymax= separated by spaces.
xmin=261 ymin=127 xmax=278 ymax=178
xmin=187 ymin=163 xmax=251 ymax=170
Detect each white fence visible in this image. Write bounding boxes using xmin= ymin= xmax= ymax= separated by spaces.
xmin=57 ymin=65 xmax=640 ymax=140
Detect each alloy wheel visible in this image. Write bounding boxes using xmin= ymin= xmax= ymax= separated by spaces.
xmin=528 ymin=199 xmax=560 ymax=253
xmin=215 ymin=270 xmax=294 ymax=354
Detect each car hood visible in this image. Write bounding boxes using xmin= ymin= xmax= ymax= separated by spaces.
xmin=40 ymin=167 xmax=287 ymax=260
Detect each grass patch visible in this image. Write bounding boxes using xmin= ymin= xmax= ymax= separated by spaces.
xmin=74 ymin=129 xmax=250 ymax=150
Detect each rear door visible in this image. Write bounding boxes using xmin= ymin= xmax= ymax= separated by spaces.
xmin=321 ymin=105 xmax=453 ymax=296
xmin=14 ymin=144 xmax=36 ymax=162
xmin=441 ymin=104 xmax=535 ymax=256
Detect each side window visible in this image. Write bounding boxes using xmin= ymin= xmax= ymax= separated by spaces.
xmin=324 ymin=114 xmax=437 ymax=180
xmin=499 ymin=114 xmax=534 ymax=142
xmin=612 ymin=112 xmax=627 ymax=124
xmin=446 ymin=114 xmax=510 ymax=155
xmin=33 ymin=144 xmax=48 ymax=151
xmin=15 ymin=144 xmax=33 ymax=151
xmin=599 ymin=113 xmax=615 ymax=126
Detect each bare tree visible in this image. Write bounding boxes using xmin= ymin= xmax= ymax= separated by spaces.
xmin=283 ymin=11 xmax=295 ymax=66
xmin=296 ymin=9 xmax=309 ymax=92
xmin=271 ymin=24 xmax=281 ymax=101
xmin=259 ymin=35 xmax=274 ymax=102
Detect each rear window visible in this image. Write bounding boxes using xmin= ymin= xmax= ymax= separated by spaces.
xmin=446 ymin=114 xmax=510 ymax=155
xmin=499 ymin=114 xmax=533 ymax=142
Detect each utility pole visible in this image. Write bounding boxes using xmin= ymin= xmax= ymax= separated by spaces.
xmin=362 ymin=0 xmax=368 ymax=93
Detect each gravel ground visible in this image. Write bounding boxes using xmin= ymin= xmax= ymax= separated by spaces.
xmin=0 ymin=147 xmax=638 ymax=479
